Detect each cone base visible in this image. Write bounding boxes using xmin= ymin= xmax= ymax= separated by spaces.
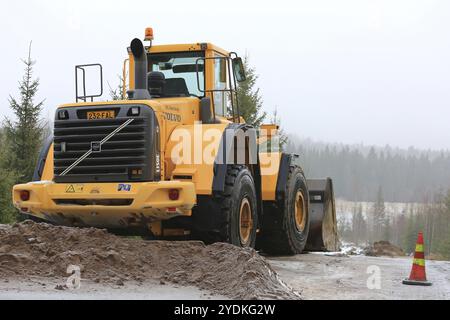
xmin=402 ymin=279 xmax=432 ymax=287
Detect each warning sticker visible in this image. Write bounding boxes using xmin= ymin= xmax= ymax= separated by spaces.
xmin=65 ymin=185 xmax=84 ymax=193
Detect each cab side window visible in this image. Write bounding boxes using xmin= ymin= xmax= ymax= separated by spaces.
xmin=214 ymin=56 xmax=228 ymax=117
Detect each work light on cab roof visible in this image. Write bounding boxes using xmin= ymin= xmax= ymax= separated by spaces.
xmin=145 ymin=27 xmax=154 ymax=42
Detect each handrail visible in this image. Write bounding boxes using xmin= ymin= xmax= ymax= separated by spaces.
xmin=75 ymin=63 xmax=104 ymax=103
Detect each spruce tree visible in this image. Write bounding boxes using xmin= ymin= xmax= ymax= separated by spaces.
xmin=236 ymin=56 xmax=266 ymax=127
xmin=270 ymin=108 xmax=288 ymax=151
xmin=4 ymin=42 xmax=45 ymax=183
xmin=0 ymin=130 xmax=18 ymax=223
xmin=109 ymin=73 xmax=127 ymax=101
xmin=371 ymin=186 xmax=386 ymax=241
xmin=445 ymin=190 xmax=450 ymax=213
xmin=403 ymin=211 xmax=418 ymax=254
xmin=436 ymin=191 xmax=450 ymax=259
xmin=352 ymin=203 xmax=367 ymax=245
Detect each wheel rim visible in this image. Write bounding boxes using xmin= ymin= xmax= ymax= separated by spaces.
xmin=294 ymin=191 xmax=306 ymax=232
xmin=239 ymin=197 xmax=253 ymax=246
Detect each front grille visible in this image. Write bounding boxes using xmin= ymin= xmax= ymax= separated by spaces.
xmin=53 ymin=105 xmax=160 ymax=183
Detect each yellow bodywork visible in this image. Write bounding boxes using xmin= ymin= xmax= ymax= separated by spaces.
xmin=260 ymin=153 xmax=282 ymax=201
xmin=13 ymin=180 xmax=196 ymax=229
xmin=12 ymin=41 xmax=284 ymax=231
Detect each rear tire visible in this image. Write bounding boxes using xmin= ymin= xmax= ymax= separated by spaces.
xmin=258 ymin=167 xmax=310 ymax=255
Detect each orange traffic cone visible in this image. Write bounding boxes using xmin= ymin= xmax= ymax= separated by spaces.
xmin=403 ymin=232 xmax=432 ymax=286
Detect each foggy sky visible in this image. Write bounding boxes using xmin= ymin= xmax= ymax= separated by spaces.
xmin=1 ymin=0 xmax=449 ymax=150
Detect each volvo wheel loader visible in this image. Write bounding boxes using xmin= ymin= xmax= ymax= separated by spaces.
xmin=12 ymin=28 xmax=339 ymax=254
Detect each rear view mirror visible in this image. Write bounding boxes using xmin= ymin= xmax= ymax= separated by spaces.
xmin=232 ymin=57 xmax=246 ymax=82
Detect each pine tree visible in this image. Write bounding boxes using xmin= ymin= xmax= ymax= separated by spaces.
xmin=383 ymin=216 xmax=391 ymax=242
xmin=270 ymin=107 xmax=288 ymax=151
xmin=445 ymin=190 xmax=450 ymax=213
xmin=4 ymin=42 xmax=45 ymax=183
xmin=436 ymin=227 xmax=450 ymax=260
xmin=0 ymin=129 xmax=18 ymax=223
xmin=236 ymin=56 xmax=266 ymax=127
xmin=353 ymin=203 xmax=367 ymax=245
xmin=435 ymin=191 xmax=450 ymax=259
xmin=108 ymin=73 xmax=127 ymax=101
xmin=371 ymin=186 xmax=386 ymax=241
xmin=338 ymin=215 xmax=352 ymax=242
xmin=403 ymin=211 xmax=418 ymax=254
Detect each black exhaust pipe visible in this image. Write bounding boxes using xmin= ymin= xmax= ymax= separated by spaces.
xmin=129 ymin=38 xmax=151 ymax=100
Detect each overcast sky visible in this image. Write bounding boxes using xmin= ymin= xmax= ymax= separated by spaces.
xmin=1 ymin=0 xmax=449 ymax=150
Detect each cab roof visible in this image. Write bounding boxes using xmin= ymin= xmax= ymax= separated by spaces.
xmin=132 ymin=43 xmax=230 ymax=57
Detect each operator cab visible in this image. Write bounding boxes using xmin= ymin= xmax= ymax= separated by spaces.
xmin=74 ymin=28 xmax=247 ymax=122
xmin=147 ymin=51 xmax=205 ymax=98
xmin=127 ymin=27 xmax=247 ymax=122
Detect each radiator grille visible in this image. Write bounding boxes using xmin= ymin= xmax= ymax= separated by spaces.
xmin=53 ymin=105 xmax=159 ymax=183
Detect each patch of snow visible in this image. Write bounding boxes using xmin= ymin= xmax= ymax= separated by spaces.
xmin=311 ymin=242 xmax=365 ymax=257
xmin=340 ymin=243 xmax=365 ymax=256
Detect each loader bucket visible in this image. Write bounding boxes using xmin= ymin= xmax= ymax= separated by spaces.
xmin=306 ymin=178 xmax=340 ymax=252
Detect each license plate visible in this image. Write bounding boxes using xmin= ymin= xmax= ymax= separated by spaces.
xmin=87 ymin=110 xmax=115 ymax=120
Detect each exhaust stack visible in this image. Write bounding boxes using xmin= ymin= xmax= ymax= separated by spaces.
xmin=129 ymin=38 xmax=151 ymax=100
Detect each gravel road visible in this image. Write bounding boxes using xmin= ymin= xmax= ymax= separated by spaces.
xmin=268 ymin=253 xmax=450 ymax=300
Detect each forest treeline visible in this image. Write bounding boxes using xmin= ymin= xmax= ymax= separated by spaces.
xmin=287 ymin=136 xmax=450 ymax=203
xmin=338 ymin=189 xmax=450 ymax=260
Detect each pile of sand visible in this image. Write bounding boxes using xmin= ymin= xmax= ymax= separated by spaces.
xmin=0 ymin=221 xmax=300 ymax=300
xmin=365 ymin=241 xmax=405 ymax=257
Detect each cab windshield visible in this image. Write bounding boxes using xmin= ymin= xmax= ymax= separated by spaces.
xmin=148 ymin=52 xmax=205 ymax=97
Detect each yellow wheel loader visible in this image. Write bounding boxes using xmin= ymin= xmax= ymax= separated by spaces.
xmin=12 ymin=28 xmax=339 ymax=254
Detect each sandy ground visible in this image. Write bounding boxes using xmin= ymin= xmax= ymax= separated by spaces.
xmin=268 ymin=254 xmax=450 ymax=300
xmin=0 ymin=222 xmax=299 ymax=300
xmin=1 ymin=254 xmax=449 ymax=300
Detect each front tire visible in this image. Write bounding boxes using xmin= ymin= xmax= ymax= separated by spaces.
xmin=196 ymin=165 xmax=258 ymax=248
xmin=258 ymin=167 xmax=310 ymax=255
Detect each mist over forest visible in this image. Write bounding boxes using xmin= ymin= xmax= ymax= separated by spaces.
xmin=286 ymin=135 xmax=450 ymax=203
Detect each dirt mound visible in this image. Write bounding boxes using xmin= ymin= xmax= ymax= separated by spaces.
xmin=364 ymin=241 xmax=405 ymax=257
xmin=0 ymin=221 xmax=300 ymax=300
